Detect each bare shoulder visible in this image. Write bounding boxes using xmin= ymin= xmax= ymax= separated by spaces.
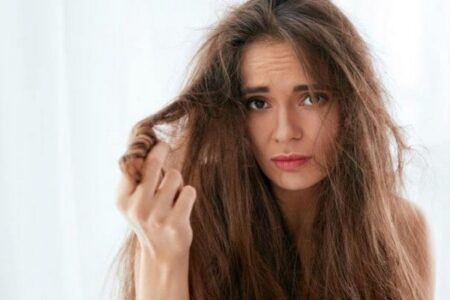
xmin=395 ymin=197 xmax=435 ymax=298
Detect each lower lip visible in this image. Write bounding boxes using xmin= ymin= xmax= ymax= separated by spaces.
xmin=272 ymin=158 xmax=310 ymax=171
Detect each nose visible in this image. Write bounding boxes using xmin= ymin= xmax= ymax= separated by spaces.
xmin=272 ymin=106 xmax=302 ymax=143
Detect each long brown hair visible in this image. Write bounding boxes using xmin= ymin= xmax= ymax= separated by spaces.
xmin=108 ymin=0 xmax=428 ymax=298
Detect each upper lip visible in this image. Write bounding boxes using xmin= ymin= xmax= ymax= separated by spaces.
xmin=271 ymin=153 xmax=312 ymax=161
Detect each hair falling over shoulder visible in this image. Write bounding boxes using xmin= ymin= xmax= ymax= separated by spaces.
xmin=108 ymin=0 xmax=429 ymax=299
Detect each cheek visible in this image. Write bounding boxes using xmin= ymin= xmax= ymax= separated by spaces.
xmin=314 ymin=109 xmax=340 ymax=165
xmin=246 ymin=116 xmax=268 ymax=149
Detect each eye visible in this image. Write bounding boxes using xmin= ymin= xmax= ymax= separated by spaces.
xmin=302 ymin=93 xmax=329 ymax=106
xmin=245 ymin=97 xmax=269 ymax=110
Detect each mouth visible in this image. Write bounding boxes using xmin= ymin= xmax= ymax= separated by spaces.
xmin=272 ymin=157 xmax=310 ymax=171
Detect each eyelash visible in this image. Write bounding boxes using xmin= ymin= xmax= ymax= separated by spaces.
xmin=245 ymin=93 xmax=329 ymax=111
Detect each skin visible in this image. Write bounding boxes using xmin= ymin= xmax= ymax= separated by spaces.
xmin=239 ymin=38 xmax=339 ymax=261
xmin=116 ymin=141 xmax=196 ymax=300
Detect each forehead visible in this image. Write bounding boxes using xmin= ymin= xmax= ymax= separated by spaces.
xmin=239 ymin=39 xmax=310 ymax=86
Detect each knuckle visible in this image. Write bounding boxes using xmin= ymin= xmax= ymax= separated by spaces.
xmin=166 ymin=169 xmax=183 ymax=185
xmin=148 ymin=216 xmax=166 ymax=229
xmin=164 ymin=223 xmax=183 ymax=238
xmin=128 ymin=205 xmax=146 ymax=223
xmin=181 ymin=185 xmax=197 ymax=199
xmin=145 ymin=155 xmax=163 ymax=168
xmin=115 ymin=196 xmax=128 ymax=212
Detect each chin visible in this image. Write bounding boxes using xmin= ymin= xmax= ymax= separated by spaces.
xmin=274 ymin=179 xmax=317 ymax=192
xmin=267 ymin=168 xmax=327 ymax=193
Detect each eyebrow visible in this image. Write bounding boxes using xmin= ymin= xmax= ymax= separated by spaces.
xmin=240 ymin=84 xmax=327 ymax=95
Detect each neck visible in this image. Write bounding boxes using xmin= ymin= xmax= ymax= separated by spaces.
xmin=272 ymin=183 xmax=319 ymax=241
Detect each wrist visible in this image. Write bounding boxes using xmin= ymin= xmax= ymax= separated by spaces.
xmin=140 ymin=249 xmax=190 ymax=282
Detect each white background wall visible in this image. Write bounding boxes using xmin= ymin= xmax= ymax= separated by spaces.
xmin=0 ymin=0 xmax=448 ymax=299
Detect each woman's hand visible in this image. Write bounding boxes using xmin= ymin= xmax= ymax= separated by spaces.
xmin=116 ymin=141 xmax=197 ymax=265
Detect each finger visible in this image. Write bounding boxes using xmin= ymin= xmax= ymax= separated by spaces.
xmin=168 ymin=185 xmax=197 ymax=224
xmin=136 ymin=141 xmax=171 ymax=197
xmin=116 ymin=172 xmax=137 ymax=212
xmin=151 ymin=169 xmax=184 ymax=222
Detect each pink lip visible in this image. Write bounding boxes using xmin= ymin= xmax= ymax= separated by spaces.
xmin=271 ymin=153 xmax=311 ymax=171
xmin=272 ymin=158 xmax=310 ymax=171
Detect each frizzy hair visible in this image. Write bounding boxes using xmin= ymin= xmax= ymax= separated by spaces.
xmin=108 ymin=0 xmax=428 ymax=299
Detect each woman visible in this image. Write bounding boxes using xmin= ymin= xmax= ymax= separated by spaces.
xmin=113 ymin=0 xmax=434 ymax=299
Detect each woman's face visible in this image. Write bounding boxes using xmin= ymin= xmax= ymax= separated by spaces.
xmin=240 ymin=39 xmax=339 ymax=198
